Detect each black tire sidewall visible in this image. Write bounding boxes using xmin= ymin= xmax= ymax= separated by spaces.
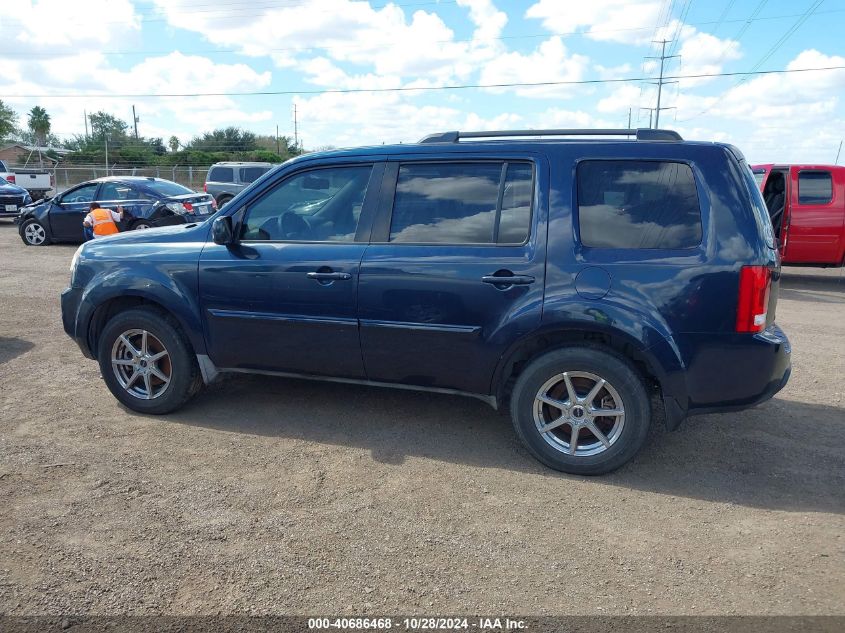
xmin=97 ymin=308 xmax=198 ymax=414
xmin=20 ymin=219 xmax=49 ymax=246
xmin=510 ymin=347 xmax=651 ymax=475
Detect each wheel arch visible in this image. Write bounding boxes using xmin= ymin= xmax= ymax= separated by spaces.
xmin=85 ymin=290 xmax=205 ymax=360
xmin=491 ymin=324 xmax=689 ymax=428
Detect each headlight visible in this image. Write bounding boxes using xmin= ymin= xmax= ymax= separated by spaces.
xmin=69 ymin=244 xmax=84 ymax=286
xmin=23 ymin=194 xmax=32 ymax=205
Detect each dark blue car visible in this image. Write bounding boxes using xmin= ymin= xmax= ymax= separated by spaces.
xmin=61 ymin=129 xmax=791 ymax=474
xmin=0 ymin=180 xmax=33 ymax=218
xmin=18 ymin=176 xmax=214 ymax=246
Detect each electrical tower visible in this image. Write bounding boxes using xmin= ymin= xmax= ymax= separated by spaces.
xmin=645 ymin=39 xmax=679 ymax=129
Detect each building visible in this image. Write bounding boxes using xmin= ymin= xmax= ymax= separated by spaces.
xmin=0 ymin=144 xmax=70 ymax=167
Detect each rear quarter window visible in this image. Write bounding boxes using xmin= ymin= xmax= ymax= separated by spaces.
xmin=576 ymin=160 xmax=702 ymax=249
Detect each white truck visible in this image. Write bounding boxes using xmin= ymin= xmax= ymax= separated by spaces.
xmin=0 ymin=159 xmax=53 ymax=201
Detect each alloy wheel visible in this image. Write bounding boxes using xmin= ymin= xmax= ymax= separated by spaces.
xmin=24 ymin=222 xmax=46 ymax=245
xmin=111 ymin=329 xmax=172 ymax=400
xmin=532 ymin=371 xmax=625 ymax=457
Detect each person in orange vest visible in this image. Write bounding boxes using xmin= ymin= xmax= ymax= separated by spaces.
xmin=83 ymin=202 xmax=124 ymax=239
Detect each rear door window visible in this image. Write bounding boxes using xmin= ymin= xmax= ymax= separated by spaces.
xmin=240 ymin=166 xmax=268 ymax=184
xmin=798 ymin=171 xmax=833 ymax=204
xmin=388 ymin=162 xmax=533 ymax=244
xmin=208 ymin=166 xmax=234 ymax=183
xmin=577 ymin=160 xmax=702 ymax=249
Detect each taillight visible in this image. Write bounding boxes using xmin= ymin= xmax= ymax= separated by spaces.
xmin=203 ymin=183 xmax=207 ymax=192
xmin=6 ymin=175 xmax=15 ymax=183
xmin=736 ymin=265 xmax=771 ymax=333
xmin=182 ymin=202 xmax=193 ymax=212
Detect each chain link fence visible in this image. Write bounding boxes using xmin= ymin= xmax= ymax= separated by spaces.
xmin=46 ymin=165 xmax=211 ymax=193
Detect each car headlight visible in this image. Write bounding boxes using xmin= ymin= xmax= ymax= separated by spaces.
xmin=23 ymin=194 xmax=32 ymax=205
xmin=70 ymin=244 xmax=84 ymax=286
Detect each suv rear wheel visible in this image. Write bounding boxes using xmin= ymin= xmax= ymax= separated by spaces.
xmin=216 ymin=195 xmax=233 ymax=208
xmin=97 ymin=307 xmax=201 ymax=414
xmin=509 ymin=347 xmax=650 ymax=475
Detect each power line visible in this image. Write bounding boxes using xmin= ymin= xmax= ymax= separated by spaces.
xmin=680 ymin=0 xmax=825 ymax=122
xmin=5 ymin=65 xmax=844 ymax=100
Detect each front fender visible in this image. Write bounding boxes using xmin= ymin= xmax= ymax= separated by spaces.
xmin=74 ymin=254 xmax=205 ymax=356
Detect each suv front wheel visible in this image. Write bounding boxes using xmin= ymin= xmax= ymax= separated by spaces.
xmin=510 ymin=347 xmax=651 ymax=475
xmin=97 ymin=307 xmax=202 ymax=414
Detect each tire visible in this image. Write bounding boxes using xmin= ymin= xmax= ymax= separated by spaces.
xmin=97 ymin=307 xmax=202 ymax=414
xmin=509 ymin=346 xmax=651 ymax=475
xmin=130 ymin=219 xmax=153 ymax=230
xmin=20 ymin=218 xmax=51 ymax=246
xmin=216 ymin=195 xmax=233 ymax=209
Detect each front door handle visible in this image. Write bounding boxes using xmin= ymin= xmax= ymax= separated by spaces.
xmin=307 ymin=271 xmax=352 ymax=281
xmin=481 ymin=274 xmax=535 ymax=286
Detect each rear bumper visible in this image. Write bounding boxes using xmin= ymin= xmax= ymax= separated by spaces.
xmin=61 ymin=286 xmax=96 ymax=359
xmin=684 ymin=323 xmax=791 ymax=417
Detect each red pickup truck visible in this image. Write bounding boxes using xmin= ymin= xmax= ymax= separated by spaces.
xmin=752 ymin=163 xmax=845 ymax=267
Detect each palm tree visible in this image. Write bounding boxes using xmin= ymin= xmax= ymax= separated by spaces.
xmin=168 ymin=135 xmax=180 ymax=152
xmin=27 ymin=106 xmax=52 ymax=168
xmin=28 ymin=106 xmax=51 ymax=148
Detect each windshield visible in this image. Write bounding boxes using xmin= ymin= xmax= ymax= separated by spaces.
xmin=142 ymin=180 xmax=194 ymax=197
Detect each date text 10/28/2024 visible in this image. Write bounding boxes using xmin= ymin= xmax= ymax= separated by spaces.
xmin=308 ymin=617 xmax=527 ymax=630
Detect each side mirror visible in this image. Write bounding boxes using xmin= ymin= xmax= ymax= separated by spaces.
xmin=212 ymin=215 xmax=235 ymax=245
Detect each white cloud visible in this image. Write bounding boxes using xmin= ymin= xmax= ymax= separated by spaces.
xmin=525 ymin=0 xmax=664 ymax=44
xmin=152 ymin=0 xmax=504 ymax=85
xmin=478 ymin=37 xmax=590 ymax=98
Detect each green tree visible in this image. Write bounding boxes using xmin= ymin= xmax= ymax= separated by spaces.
xmin=89 ymin=111 xmax=129 ymax=141
xmin=0 ymin=100 xmax=17 ymax=140
xmin=168 ymin=135 xmax=180 ymax=152
xmin=187 ymin=127 xmax=257 ymax=153
xmin=27 ymin=106 xmax=51 ymax=147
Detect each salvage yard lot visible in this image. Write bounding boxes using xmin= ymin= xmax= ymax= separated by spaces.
xmin=0 ymin=220 xmax=843 ymax=615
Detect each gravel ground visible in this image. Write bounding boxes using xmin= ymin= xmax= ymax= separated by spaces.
xmin=0 ymin=219 xmax=843 ymax=616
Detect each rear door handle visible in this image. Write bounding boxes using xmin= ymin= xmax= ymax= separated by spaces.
xmin=307 ymin=271 xmax=352 ymax=281
xmin=481 ymin=274 xmax=535 ymax=286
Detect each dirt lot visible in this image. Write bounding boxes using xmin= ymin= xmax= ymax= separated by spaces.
xmin=0 ymin=220 xmax=843 ymax=616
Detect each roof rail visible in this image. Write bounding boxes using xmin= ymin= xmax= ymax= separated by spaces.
xmin=418 ymin=128 xmax=683 ymax=143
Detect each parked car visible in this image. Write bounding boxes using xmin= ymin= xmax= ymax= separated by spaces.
xmin=752 ymin=163 xmax=845 ymax=267
xmin=62 ymin=128 xmax=790 ymax=475
xmin=0 ymin=180 xmax=33 ymax=218
xmin=204 ymin=161 xmax=276 ymax=208
xmin=18 ymin=176 xmax=215 ymax=246
xmin=0 ymin=159 xmax=53 ymax=201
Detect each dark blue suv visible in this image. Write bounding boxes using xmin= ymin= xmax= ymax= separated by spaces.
xmin=61 ymin=129 xmax=791 ymax=474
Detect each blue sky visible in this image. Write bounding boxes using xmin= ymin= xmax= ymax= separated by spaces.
xmin=1 ymin=0 xmax=844 ymax=163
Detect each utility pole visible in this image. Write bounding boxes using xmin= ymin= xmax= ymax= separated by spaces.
xmin=645 ymin=39 xmax=679 ymax=128
xmin=104 ymin=135 xmax=109 ymax=175
xmin=132 ymin=105 xmax=139 ymax=139
xmin=836 ymin=140 xmax=843 ymax=165
xmin=84 ymin=110 xmax=89 ymax=139
xmin=627 ymin=107 xmax=632 ymax=129
xmin=293 ymin=103 xmax=299 ymax=154
xmin=276 ymin=124 xmax=280 ymax=155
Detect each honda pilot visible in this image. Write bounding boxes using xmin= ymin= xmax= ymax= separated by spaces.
xmin=61 ymin=129 xmax=791 ymax=474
